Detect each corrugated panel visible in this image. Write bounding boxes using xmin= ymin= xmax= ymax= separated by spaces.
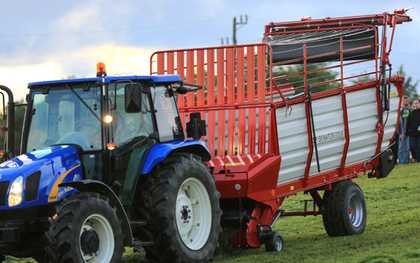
xmin=276 ymin=104 xmax=308 ymax=184
xmin=381 ymin=85 xmax=399 ymax=150
xmin=346 ymin=88 xmax=378 ymax=165
xmin=310 ymin=95 xmax=345 ymax=174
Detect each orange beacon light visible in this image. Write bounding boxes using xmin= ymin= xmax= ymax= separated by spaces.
xmin=96 ymin=62 xmax=107 ymax=77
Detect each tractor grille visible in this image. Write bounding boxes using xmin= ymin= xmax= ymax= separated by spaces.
xmin=0 ymin=181 xmax=9 ymax=206
xmin=25 ymin=172 xmax=41 ymax=201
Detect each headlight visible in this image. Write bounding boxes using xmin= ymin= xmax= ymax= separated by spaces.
xmin=8 ymin=176 xmax=23 ymax=207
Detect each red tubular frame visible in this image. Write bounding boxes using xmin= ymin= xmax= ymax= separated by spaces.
xmin=149 ymin=9 xmax=411 ymax=249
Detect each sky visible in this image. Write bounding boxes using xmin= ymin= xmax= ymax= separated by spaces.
xmin=1 ymin=0 xmax=419 ymax=100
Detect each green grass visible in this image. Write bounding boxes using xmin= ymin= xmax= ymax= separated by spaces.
xmin=5 ymin=164 xmax=420 ymax=263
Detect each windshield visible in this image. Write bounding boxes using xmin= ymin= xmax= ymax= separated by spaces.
xmin=27 ymin=85 xmax=102 ymax=151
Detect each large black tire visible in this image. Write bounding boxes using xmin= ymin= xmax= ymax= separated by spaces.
xmin=321 ymin=180 xmax=367 ymax=236
xmin=137 ymin=153 xmax=221 ymax=263
xmin=44 ymin=192 xmax=124 ymax=263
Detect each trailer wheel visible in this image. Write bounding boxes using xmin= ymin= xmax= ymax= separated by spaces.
xmin=265 ymin=233 xmax=284 ymax=252
xmin=44 ymin=192 xmax=124 ymax=263
xmin=322 ymin=181 xmax=367 ymax=236
xmin=137 ymin=153 xmax=221 ymax=263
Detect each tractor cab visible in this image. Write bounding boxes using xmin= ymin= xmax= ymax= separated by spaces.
xmin=23 ymin=71 xmax=186 ymax=191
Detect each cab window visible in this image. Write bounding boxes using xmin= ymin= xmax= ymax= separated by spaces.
xmin=152 ymin=86 xmax=182 ymax=142
xmin=109 ymin=83 xmax=154 ymax=145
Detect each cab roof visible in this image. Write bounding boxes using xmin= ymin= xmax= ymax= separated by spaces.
xmin=28 ymin=75 xmax=182 ymax=88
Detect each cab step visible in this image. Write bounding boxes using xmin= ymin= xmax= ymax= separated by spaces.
xmin=130 ymin=220 xmax=147 ymax=228
xmin=133 ymin=240 xmax=154 ymax=251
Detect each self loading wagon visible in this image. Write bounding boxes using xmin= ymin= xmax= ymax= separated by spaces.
xmin=150 ymin=9 xmax=411 ymax=250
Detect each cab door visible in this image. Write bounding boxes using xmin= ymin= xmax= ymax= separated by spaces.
xmin=108 ymin=82 xmax=156 ymax=205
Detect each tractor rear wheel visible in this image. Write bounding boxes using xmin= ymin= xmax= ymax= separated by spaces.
xmin=44 ymin=192 xmax=124 ymax=263
xmin=137 ymin=153 xmax=221 ymax=263
xmin=321 ymin=180 xmax=367 ymax=236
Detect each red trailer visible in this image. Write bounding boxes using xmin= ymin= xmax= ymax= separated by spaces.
xmin=150 ymin=10 xmax=411 ymax=250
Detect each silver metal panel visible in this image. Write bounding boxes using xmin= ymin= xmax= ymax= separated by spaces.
xmin=381 ymin=85 xmax=400 ymax=150
xmin=276 ymin=104 xmax=308 ymax=184
xmin=346 ymin=88 xmax=378 ymax=165
xmin=311 ymin=95 xmax=345 ymax=174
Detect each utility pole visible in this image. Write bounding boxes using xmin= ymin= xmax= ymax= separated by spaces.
xmin=220 ymin=37 xmax=229 ymax=46
xmin=232 ymin=14 xmax=248 ymax=45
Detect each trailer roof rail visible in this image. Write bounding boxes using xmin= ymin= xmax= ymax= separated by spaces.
xmin=264 ymin=9 xmax=412 ymax=36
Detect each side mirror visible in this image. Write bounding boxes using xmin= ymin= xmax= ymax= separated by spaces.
xmin=124 ymin=83 xmax=143 ymax=113
xmin=172 ymin=82 xmax=200 ymax=94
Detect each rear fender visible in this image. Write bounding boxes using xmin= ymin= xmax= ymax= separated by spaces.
xmin=60 ymin=180 xmax=133 ymax=246
xmin=141 ymin=140 xmax=210 ymax=175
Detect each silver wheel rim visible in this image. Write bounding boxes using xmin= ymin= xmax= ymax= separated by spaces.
xmin=79 ymin=214 xmax=115 ymax=263
xmin=348 ymin=193 xmax=364 ymax=228
xmin=176 ymin=177 xmax=212 ymax=251
xmin=275 ymin=237 xmax=283 ymax=251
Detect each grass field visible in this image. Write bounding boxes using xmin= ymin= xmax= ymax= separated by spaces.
xmin=5 ymin=164 xmax=420 ymax=263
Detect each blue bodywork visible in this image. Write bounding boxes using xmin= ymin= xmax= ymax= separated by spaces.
xmin=141 ymin=139 xmax=210 ymax=174
xmin=0 ymin=145 xmax=82 ymax=210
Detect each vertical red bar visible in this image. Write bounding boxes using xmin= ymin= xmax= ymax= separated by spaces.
xmin=247 ymin=46 xmax=256 ymax=155
xmin=226 ymin=47 xmax=235 ymax=155
xmin=237 ymin=47 xmax=245 ymax=155
xmin=207 ymin=49 xmax=215 ymax=155
xmin=339 ymin=37 xmax=350 ymax=174
xmin=167 ymin=52 xmax=174 ymax=74
xmin=197 ymin=50 xmax=205 ymax=135
xmin=257 ymin=45 xmax=266 ymax=154
xmin=177 ymin=51 xmax=186 ymax=125
xmin=303 ymin=44 xmax=314 ymax=181
xmin=186 ymin=50 xmax=195 ymax=107
xmin=217 ymin=48 xmax=225 ymax=156
xmin=176 ymin=52 xmax=185 ymax=82
xmin=197 ymin=50 xmax=205 ymax=107
xmin=157 ymin=52 xmax=165 ymax=74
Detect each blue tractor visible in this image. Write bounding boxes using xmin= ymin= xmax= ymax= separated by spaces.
xmin=0 ymin=64 xmax=221 ymax=262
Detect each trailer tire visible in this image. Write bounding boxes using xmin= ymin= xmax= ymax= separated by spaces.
xmin=322 ymin=181 xmax=367 ymax=236
xmin=137 ymin=153 xmax=221 ymax=263
xmin=44 ymin=192 xmax=124 ymax=263
xmin=265 ymin=233 xmax=284 ymax=252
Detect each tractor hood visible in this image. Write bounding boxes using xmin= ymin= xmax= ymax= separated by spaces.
xmin=0 ymin=145 xmax=83 ymax=209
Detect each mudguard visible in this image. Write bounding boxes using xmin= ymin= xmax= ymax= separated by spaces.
xmin=141 ymin=139 xmax=210 ymax=175
xmin=60 ymin=180 xmax=133 ymax=246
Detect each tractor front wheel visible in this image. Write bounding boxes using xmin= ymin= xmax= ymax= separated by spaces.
xmin=44 ymin=192 xmax=124 ymax=263
xmin=137 ymin=153 xmax=221 ymax=263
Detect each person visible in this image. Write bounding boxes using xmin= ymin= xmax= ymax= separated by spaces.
xmin=406 ymin=99 xmax=420 ymax=162
xmin=398 ymin=96 xmax=411 ymax=164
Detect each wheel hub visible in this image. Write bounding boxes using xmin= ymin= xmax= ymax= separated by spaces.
xmin=176 ymin=192 xmax=194 ymax=236
xmin=181 ymin=205 xmax=192 ymax=222
xmin=348 ymin=194 xmax=364 ymax=228
xmin=79 ymin=214 xmax=115 ymax=262
xmin=81 ymin=229 xmax=100 ymax=256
